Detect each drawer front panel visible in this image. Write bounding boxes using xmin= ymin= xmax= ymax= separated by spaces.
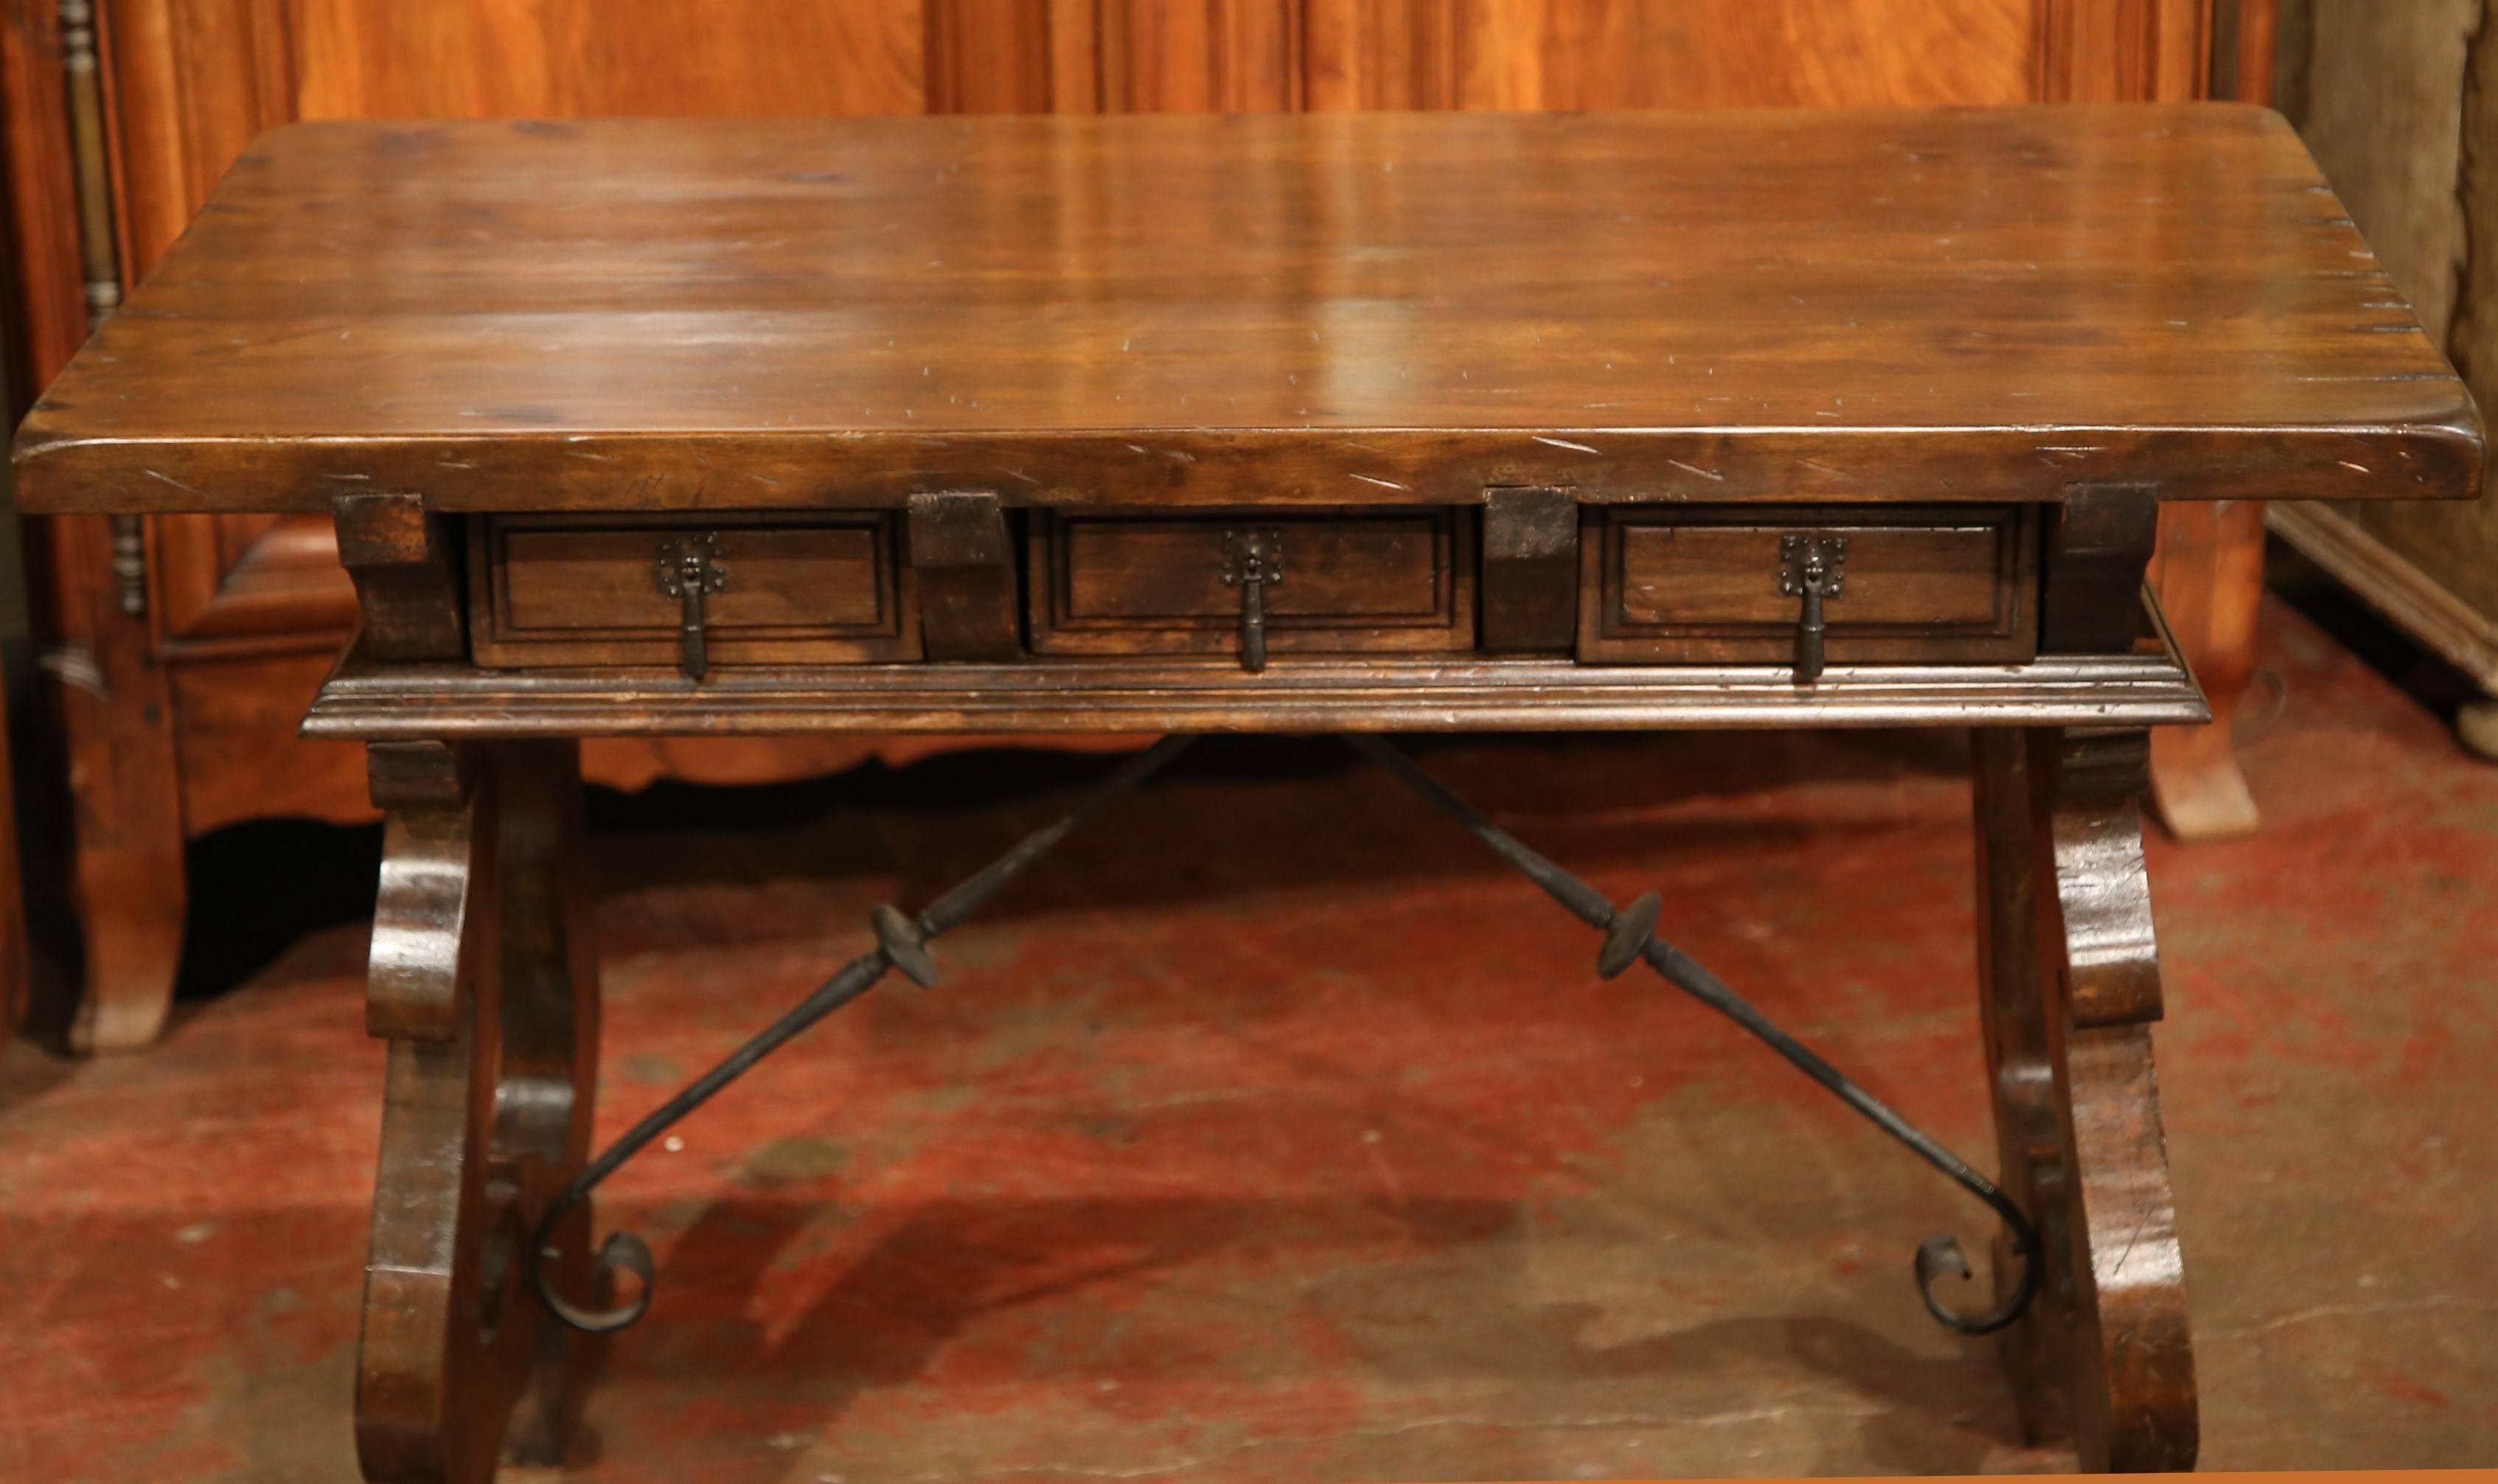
xmin=1582 ymin=506 xmax=2037 ymax=664
xmin=473 ymin=513 xmax=919 ymax=668
xmin=1031 ymin=509 xmax=1475 ymax=656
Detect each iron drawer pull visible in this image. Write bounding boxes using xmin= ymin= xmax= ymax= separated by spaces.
xmin=655 ymin=532 xmax=728 ymax=680
xmin=1219 ymin=528 xmax=1284 ymax=673
xmin=1778 ymin=532 xmax=1847 ymax=684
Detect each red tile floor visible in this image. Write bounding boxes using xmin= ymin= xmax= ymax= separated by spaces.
xmin=4 ymin=586 xmax=2495 ymax=1481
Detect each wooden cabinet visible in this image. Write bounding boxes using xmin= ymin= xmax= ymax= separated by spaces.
xmin=0 ymin=0 xmax=2241 ymax=1049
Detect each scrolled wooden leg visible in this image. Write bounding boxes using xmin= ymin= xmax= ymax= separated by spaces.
xmin=491 ymin=741 xmax=604 ymax=1469
xmin=356 ymin=740 xmax=602 ymax=1483
xmin=2058 ymin=1018 xmax=2193 ymax=1471
xmin=1980 ymin=728 xmax=2198 ymax=1471
xmin=1970 ymin=729 xmax=2075 ymax=1445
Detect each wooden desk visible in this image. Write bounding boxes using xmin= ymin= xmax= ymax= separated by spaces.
xmin=15 ymin=108 xmax=2480 ymax=1480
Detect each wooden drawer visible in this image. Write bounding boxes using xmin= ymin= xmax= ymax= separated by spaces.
xmin=1029 ymin=508 xmax=1475 ymax=658
xmin=470 ymin=512 xmax=920 ymax=669
xmin=1579 ymin=505 xmax=2039 ymax=665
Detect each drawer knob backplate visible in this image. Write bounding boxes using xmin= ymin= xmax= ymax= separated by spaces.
xmin=1219 ymin=528 xmax=1286 ymax=673
xmin=1776 ymin=533 xmax=1848 ymax=684
xmin=655 ymin=532 xmax=729 ymax=680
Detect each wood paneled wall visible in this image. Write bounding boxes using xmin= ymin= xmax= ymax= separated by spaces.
xmin=1312 ymin=0 xmax=2042 ymax=110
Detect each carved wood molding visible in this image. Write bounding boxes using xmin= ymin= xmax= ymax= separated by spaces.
xmin=305 ymin=646 xmax=2211 ymax=739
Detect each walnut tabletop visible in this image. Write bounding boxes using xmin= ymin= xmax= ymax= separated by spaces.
xmin=11 ymin=105 xmax=2483 ymax=515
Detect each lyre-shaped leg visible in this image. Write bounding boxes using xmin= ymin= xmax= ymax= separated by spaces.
xmin=357 ymin=741 xmax=602 ymax=1483
xmin=1973 ymin=728 xmax=2197 ymax=1471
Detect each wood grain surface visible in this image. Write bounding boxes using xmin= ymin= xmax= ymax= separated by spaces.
xmin=15 ymin=106 xmax=2480 ymax=515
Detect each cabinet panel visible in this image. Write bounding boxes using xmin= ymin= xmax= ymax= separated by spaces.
xmin=155 ymin=512 xmax=358 ymax=647
xmin=281 ymin=0 xmax=928 ymax=119
xmin=925 ymin=0 xmax=1102 ymax=113
xmin=1306 ymin=0 xmax=2042 ymax=111
xmin=1101 ymin=0 xmax=1303 ymax=111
